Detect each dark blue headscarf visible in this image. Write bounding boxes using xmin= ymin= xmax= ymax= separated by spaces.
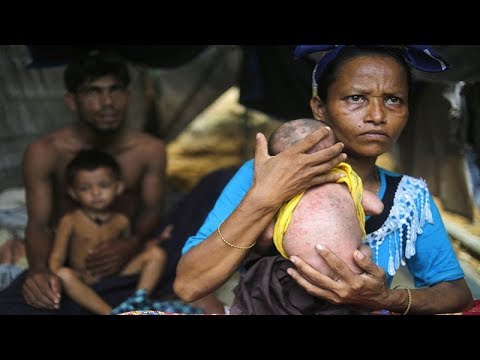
xmin=294 ymin=45 xmax=450 ymax=89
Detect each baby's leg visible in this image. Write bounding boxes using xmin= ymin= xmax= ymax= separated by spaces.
xmin=120 ymin=240 xmax=167 ymax=294
xmin=55 ymin=267 xmax=112 ymax=314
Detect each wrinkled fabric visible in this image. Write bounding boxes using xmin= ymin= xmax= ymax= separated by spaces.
xmin=0 ymin=271 xmax=140 ymax=315
xmin=230 ymin=256 xmax=367 ymax=315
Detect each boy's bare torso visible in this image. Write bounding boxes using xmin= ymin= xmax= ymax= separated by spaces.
xmin=64 ymin=210 xmax=129 ymax=284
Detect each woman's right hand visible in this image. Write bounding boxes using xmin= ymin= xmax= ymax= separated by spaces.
xmin=251 ymin=127 xmax=346 ymax=209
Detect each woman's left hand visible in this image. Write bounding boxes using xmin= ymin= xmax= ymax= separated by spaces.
xmin=288 ymin=244 xmax=393 ymax=311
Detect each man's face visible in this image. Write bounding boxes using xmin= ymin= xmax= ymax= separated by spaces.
xmin=73 ymin=75 xmax=130 ymax=136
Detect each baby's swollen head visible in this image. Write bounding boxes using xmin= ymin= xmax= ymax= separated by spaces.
xmin=268 ymin=118 xmax=336 ymax=155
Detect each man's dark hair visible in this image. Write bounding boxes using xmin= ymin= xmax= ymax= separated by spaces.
xmin=64 ymin=51 xmax=131 ymax=93
xmin=66 ymin=149 xmax=122 ymax=186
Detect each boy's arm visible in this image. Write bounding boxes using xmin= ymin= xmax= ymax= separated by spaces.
xmin=49 ymin=215 xmax=73 ymax=273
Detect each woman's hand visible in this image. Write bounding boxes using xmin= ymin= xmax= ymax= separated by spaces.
xmin=287 ymin=243 xmax=393 ymax=311
xmin=251 ymin=128 xmax=346 ymax=209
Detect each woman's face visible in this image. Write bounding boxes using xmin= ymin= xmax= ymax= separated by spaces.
xmin=311 ymin=55 xmax=409 ymax=159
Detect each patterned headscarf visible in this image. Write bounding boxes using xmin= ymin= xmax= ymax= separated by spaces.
xmin=294 ymin=45 xmax=450 ymax=89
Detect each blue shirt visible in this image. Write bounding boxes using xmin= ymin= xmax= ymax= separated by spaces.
xmin=182 ymin=160 xmax=464 ymax=287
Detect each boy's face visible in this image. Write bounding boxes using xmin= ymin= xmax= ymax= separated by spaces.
xmin=69 ymin=167 xmax=122 ymax=211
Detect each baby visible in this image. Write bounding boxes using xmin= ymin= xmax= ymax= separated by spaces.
xmin=264 ymin=118 xmax=384 ymax=280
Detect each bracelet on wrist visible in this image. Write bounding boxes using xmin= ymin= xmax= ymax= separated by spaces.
xmin=217 ymin=221 xmax=256 ymax=250
xmin=402 ymin=288 xmax=412 ymax=315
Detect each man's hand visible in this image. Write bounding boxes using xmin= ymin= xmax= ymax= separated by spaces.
xmin=22 ymin=268 xmax=61 ymax=310
xmin=287 ymin=243 xmax=392 ymax=311
xmin=85 ymin=238 xmax=138 ymax=278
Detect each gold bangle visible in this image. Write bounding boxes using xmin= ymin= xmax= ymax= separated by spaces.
xmin=217 ymin=221 xmax=256 ymax=250
xmin=403 ymin=288 xmax=412 ymax=315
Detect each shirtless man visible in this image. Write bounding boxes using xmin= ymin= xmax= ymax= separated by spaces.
xmin=49 ymin=149 xmax=166 ymax=314
xmin=17 ymin=51 xmax=166 ymax=312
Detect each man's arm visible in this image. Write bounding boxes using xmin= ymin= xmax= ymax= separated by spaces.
xmin=133 ymin=138 xmax=166 ymax=245
xmin=22 ymin=141 xmax=62 ymax=309
xmin=86 ymin=138 xmax=166 ymax=278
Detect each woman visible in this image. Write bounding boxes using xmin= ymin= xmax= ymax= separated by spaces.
xmin=174 ymin=45 xmax=473 ymax=314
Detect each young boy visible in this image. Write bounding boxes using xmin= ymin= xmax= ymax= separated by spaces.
xmin=49 ymin=149 xmax=167 ymax=315
xmin=231 ymin=119 xmax=384 ymax=314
